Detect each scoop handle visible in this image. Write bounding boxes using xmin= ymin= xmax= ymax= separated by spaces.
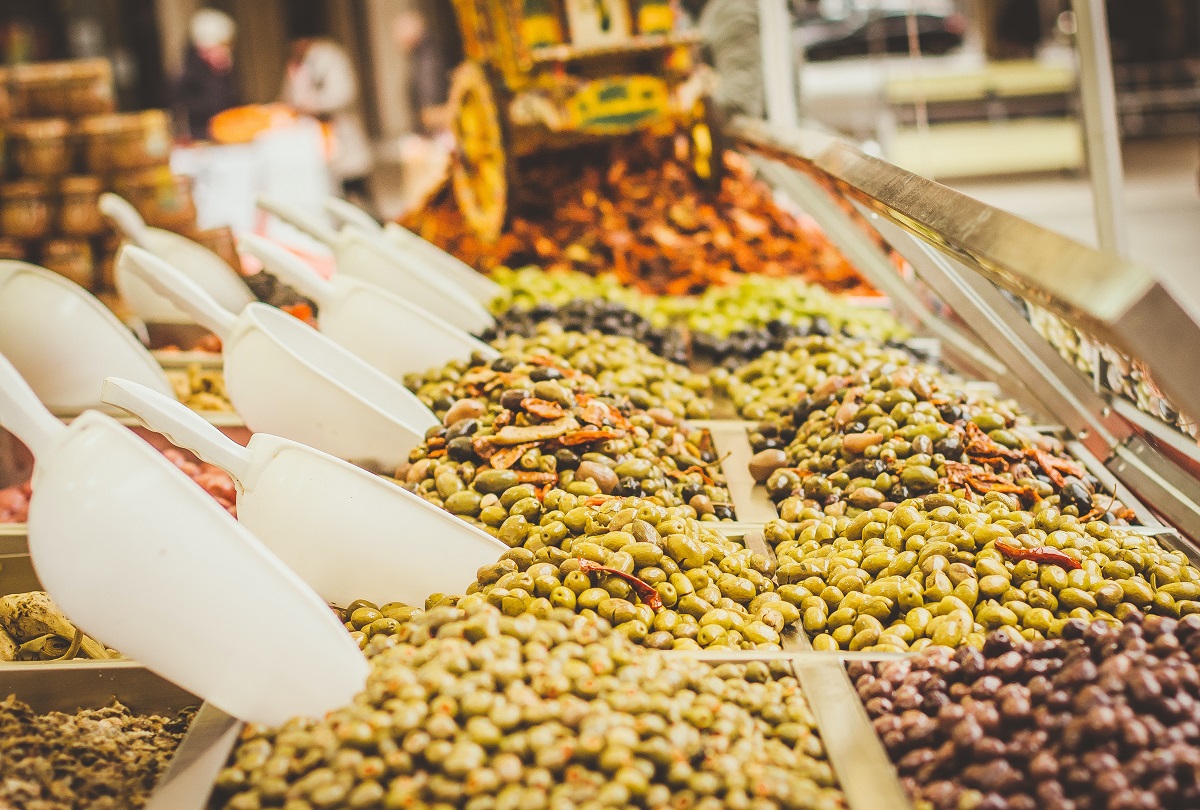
xmin=99 ymin=193 xmax=150 ymax=247
xmin=0 ymin=352 xmax=65 ymax=458
xmin=238 ymin=234 xmax=332 ymax=305
xmin=324 ymin=197 xmax=380 ymax=232
xmin=118 ymin=246 xmax=237 ymax=339
xmin=101 ymin=378 xmax=253 ymax=482
xmin=257 ymin=194 xmax=338 ymax=245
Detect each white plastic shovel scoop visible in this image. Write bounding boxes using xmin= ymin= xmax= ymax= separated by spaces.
xmin=323 ymin=196 xmax=502 ymax=304
xmin=0 ymin=261 xmax=177 ymax=413
xmin=240 ymin=233 xmax=499 ymax=381
xmin=0 ymin=352 xmax=367 ymax=726
xmin=118 ymin=246 xmax=438 ymax=469
xmin=101 ymin=193 xmax=255 ymax=326
xmin=258 ymin=194 xmax=495 ymax=333
xmin=102 ymin=377 xmax=507 ymax=607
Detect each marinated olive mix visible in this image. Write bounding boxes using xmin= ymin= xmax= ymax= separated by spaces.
xmin=401 ymin=354 xmax=734 ymax=523
xmin=755 ymin=365 xmax=1123 ymax=520
xmin=764 ymin=493 xmax=1200 ymax=652
xmin=213 ymin=601 xmax=846 ymax=810
xmin=466 ymin=494 xmax=787 ymax=650
xmin=712 ymin=335 xmax=915 ymax=422
xmin=481 ymin=300 xmax=690 ymax=366
xmin=488 ymin=267 xmax=659 ymax=316
xmin=485 ymin=268 xmax=906 ymax=370
xmin=856 ymin=614 xmax=1200 ymax=810
xmin=406 ymin=332 xmax=713 ymax=421
xmin=0 ymin=697 xmax=194 ymax=809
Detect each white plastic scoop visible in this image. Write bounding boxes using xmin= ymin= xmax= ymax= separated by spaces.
xmin=118 ymin=246 xmax=438 ymax=469
xmin=258 ymin=194 xmax=495 ymax=333
xmin=0 ymin=352 xmax=367 ymax=726
xmin=0 ymin=261 xmax=177 ymax=413
xmin=323 ymin=196 xmax=503 ymax=304
xmin=322 ymin=196 xmax=383 ymax=233
xmin=101 ymin=193 xmax=255 ymax=326
xmin=102 ymin=377 xmax=506 ymax=607
xmin=239 ymin=233 xmax=499 ymax=381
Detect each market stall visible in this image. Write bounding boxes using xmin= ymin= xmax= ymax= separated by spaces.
xmin=2 ymin=3 xmax=1200 ymax=809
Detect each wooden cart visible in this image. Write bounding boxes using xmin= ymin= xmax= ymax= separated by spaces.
xmin=448 ymin=0 xmax=719 ymax=241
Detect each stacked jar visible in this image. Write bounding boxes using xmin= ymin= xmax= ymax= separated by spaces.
xmin=0 ymin=58 xmax=197 ymax=291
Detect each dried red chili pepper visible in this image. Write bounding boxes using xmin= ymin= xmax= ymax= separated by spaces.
xmin=513 ymin=471 xmax=558 ymax=486
xmin=995 ymin=540 xmax=1081 ymax=571
xmin=558 ymin=429 xmax=622 ymax=446
xmin=520 ymin=398 xmax=566 ymax=420
xmin=577 ymin=559 xmax=663 ymax=611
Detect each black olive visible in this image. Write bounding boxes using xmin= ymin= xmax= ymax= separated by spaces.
xmin=529 ymin=367 xmax=562 ymax=382
xmin=680 ymin=483 xmax=704 ymax=502
xmin=934 ymin=437 xmax=963 ymax=459
xmin=614 ymin=477 xmax=642 ymax=497
xmin=554 ymin=448 xmax=580 ymax=470
xmin=712 ymin=503 xmax=734 ymax=521
xmin=812 ymin=316 xmax=833 ymax=336
xmin=1061 ymin=477 xmax=1093 ymax=513
xmin=445 ymin=419 xmax=479 ymax=440
xmin=490 ymin=357 xmax=517 ymax=372
xmin=446 ymin=436 xmax=477 ymax=461
xmin=811 ymin=394 xmax=837 ymax=412
xmin=938 ymin=404 xmax=964 ymax=423
xmin=432 ymin=395 xmax=456 ymax=413
xmin=768 ymin=479 xmax=799 ymax=502
xmin=791 ymin=396 xmax=814 ymax=423
xmin=499 ymin=389 xmax=530 ymax=411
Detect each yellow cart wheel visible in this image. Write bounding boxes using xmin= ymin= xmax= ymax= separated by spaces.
xmin=449 ymin=61 xmax=510 ymax=243
xmin=691 ymin=95 xmax=725 ymax=191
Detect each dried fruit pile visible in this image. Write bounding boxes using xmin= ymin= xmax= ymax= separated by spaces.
xmin=403 ymin=135 xmax=876 ymax=297
xmin=0 ymin=590 xmax=118 ymax=661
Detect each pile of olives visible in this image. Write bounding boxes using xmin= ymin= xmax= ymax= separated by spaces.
xmin=480 ymin=300 xmax=690 ymax=366
xmin=406 ymin=334 xmax=713 ymax=421
xmin=213 ymin=601 xmax=846 ymax=810
xmin=658 ymin=276 xmax=906 ymax=343
xmin=487 ymin=266 xmax=661 ymax=322
xmin=859 ymin=614 xmax=1200 ymax=810
xmin=711 ymin=335 xmax=916 ymax=421
xmin=750 ymin=365 xmax=1118 ymax=521
xmin=763 ymin=492 xmax=1200 ymax=653
xmin=400 ymin=355 xmax=735 ymax=525
xmin=486 ymin=268 xmax=907 ymax=369
xmin=467 ymin=493 xmax=790 ymax=650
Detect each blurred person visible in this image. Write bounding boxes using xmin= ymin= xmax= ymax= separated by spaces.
xmin=282 ymin=37 xmax=374 ymax=205
xmin=394 ymin=7 xmax=452 ymax=138
xmin=681 ymin=0 xmax=764 ymax=120
xmin=393 ymin=7 xmax=454 ymax=212
xmin=176 ymin=8 xmax=241 ymax=140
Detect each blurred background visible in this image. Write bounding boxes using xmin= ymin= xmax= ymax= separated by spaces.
xmin=3 ymin=0 xmax=1198 ymax=276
